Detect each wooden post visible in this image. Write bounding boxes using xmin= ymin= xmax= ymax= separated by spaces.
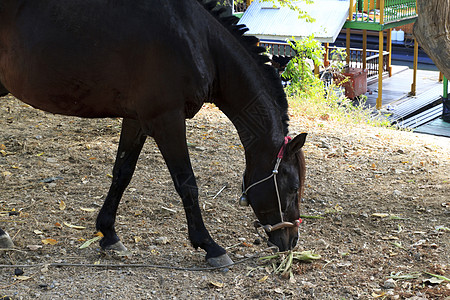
xmin=387 ymin=28 xmax=392 ymax=77
xmin=439 ymin=72 xmax=444 ymax=82
xmin=410 ymin=38 xmax=418 ymax=96
xmin=324 ymin=43 xmax=330 ymax=67
xmin=363 ymin=30 xmax=367 ymax=70
xmin=349 ymin=0 xmax=354 ymax=20
xmin=380 ymin=0 xmax=385 ymax=24
xmin=346 ymin=29 xmax=351 ymax=66
xmin=376 ymin=30 xmax=384 ymax=109
xmin=346 ymin=0 xmax=353 ymax=67
xmin=246 ymin=0 xmax=252 ymax=6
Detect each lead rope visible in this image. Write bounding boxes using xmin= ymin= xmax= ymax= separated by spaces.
xmin=272 ymin=158 xmax=284 ymax=223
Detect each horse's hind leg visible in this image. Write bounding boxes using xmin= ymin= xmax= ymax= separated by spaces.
xmin=0 ymin=228 xmax=14 ymax=248
xmin=96 ymin=118 xmax=146 ymax=251
xmin=149 ymin=112 xmax=233 ymax=267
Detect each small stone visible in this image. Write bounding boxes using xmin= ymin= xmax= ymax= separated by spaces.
xmin=383 ymin=278 xmax=396 ymax=289
xmin=393 ymin=190 xmax=402 ymax=196
xmin=315 ymin=239 xmax=329 ymax=249
xmin=320 ymin=140 xmax=331 ymax=149
xmin=155 ymin=237 xmax=169 ymax=245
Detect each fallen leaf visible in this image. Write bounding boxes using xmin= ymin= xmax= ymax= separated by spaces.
xmin=59 ymin=200 xmax=66 ymax=210
xmin=2 ymin=171 xmax=12 ymax=177
xmin=15 ymin=275 xmax=32 ymax=281
xmin=274 ymin=288 xmax=284 ymax=294
xmin=134 ymin=236 xmax=142 ymax=243
xmin=372 ymin=291 xmax=386 ymax=298
xmin=372 ymin=213 xmax=389 ymax=218
xmin=27 ymin=245 xmax=43 ymax=250
xmin=42 ymin=238 xmax=58 ymax=245
xmin=423 ymin=277 xmax=445 ymax=285
xmin=258 ymin=275 xmax=269 ymax=282
xmin=80 ymin=207 xmax=96 ymax=212
xmin=33 ymin=230 xmax=43 ymax=235
xmin=79 ymin=236 xmax=102 ymax=249
xmin=63 ymin=222 xmax=86 ymax=230
xmin=381 ymin=236 xmax=399 ymax=240
xmin=54 ymin=222 xmax=63 ymax=229
xmin=209 ymin=281 xmax=224 ymax=288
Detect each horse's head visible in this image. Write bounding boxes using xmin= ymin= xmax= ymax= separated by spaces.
xmin=240 ymin=133 xmax=307 ymax=251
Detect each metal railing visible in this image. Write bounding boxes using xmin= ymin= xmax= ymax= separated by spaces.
xmin=331 ymin=46 xmax=390 ymax=79
xmin=261 ymin=42 xmax=389 ymax=80
xmin=350 ymin=0 xmax=417 ymax=24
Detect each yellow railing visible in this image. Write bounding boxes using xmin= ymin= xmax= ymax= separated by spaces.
xmin=348 ymin=0 xmax=416 ymax=25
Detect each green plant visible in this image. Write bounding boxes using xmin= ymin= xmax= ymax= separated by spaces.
xmin=282 ymin=36 xmax=325 ymax=97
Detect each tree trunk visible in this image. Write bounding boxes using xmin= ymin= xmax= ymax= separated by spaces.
xmin=413 ymin=0 xmax=450 ymax=80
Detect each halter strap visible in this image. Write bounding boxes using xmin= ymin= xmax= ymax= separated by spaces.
xmin=277 ymin=136 xmax=292 ymax=159
xmin=241 ymin=136 xmax=301 ymax=232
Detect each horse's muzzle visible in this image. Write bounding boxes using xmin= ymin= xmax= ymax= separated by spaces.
xmin=254 ymin=220 xmax=300 ymax=251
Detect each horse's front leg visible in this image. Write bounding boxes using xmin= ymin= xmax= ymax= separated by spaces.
xmin=96 ymin=118 xmax=147 ymax=251
xmin=151 ymin=112 xmax=233 ymax=267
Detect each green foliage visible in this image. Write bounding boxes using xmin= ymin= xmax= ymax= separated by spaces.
xmin=282 ymin=36 xmax=324 ymax=97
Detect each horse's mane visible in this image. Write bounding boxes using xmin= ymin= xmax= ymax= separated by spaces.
xmin=199 ymin=1 xmax=289 ymax=136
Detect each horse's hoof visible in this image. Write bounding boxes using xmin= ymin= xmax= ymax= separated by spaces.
xmin=102 ymin=241 xmax=132 ymax=257
xmin=0 ymin=232 xmax=14 ymax=248
xmin=103 ymin=240 xmax=127 ymax=251
xmin=206 ymin=254 xmax=234 ymax=268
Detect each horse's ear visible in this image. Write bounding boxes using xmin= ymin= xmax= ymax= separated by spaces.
xmin=287 ymin=133 xmax=307 ymax=157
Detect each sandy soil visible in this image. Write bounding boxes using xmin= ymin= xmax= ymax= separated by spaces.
xmin=1 ymin=95 xmax=449 ymax=299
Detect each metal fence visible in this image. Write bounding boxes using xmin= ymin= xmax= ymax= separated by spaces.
xmin=261 ymin=42 xmax=389 ymax=80
xmin=351 ymin=0 xmax=417 ymax=24
xmin=330 ymin=46 xmax=390 ymax=79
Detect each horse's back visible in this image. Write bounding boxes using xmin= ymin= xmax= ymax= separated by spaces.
xmin=0 ymin=0 xmax=213 ymax=119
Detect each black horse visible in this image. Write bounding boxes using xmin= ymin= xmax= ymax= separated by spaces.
xmin=0 ymin=0 xmax=307 ymax=267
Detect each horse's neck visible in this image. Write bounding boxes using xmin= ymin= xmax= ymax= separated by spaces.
xmin=211 ymin=43 xmax=286 ymax=163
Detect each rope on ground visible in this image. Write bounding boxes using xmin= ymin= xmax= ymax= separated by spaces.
xmin=0 ymin=246 xmax=277 ymax=272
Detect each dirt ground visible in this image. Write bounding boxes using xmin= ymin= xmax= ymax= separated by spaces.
xmin=1 ymin=95 xmax=449 ymax=299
